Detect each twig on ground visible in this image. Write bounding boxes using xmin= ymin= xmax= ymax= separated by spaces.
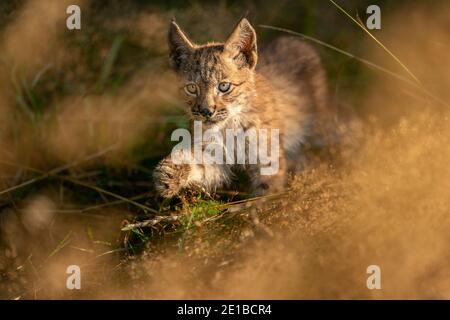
xmin=121 ymin=215 xmax=180 ymax=231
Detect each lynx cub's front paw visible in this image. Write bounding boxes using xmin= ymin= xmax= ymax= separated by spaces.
xmin=153 ymin=157 xmax=191 ymax=198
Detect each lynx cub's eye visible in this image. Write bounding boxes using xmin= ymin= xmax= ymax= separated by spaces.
xmin=184 ymin=83 xmax=198 ymax=96
xmin=218 ymin=82 xmax=231 ymax=93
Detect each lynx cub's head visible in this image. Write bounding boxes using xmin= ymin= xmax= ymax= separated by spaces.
xmin=168 ymin=18 xmax=257 ymax=126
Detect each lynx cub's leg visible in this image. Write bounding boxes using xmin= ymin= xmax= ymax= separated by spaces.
xmin=249 ymin=153 xmax=287 ymax=197
xmin=153 ymin=157 xmax=191 ymax=198
xmin=154 ymin=156 xmax=231 ymax=198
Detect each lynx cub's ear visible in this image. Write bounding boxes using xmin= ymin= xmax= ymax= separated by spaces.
xmin=225 ymin=18 xmax=258 ymax=69
xmin=168 ymin=20 xmax=195 ymax=71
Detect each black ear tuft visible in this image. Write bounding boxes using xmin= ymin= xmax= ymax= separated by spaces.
xmin=167 ymin=21 xmax=194 ymax=71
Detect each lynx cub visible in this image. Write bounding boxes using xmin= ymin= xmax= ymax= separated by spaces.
xmin=154 ymin=18 xmax=329 ymax=198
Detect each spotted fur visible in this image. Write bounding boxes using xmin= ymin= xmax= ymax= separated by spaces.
xmin=154 ymin=18 xmax=329 ymax=198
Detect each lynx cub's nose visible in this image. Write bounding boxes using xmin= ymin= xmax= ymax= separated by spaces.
xmin=200 ymin=106 xmax=215 ymax=117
